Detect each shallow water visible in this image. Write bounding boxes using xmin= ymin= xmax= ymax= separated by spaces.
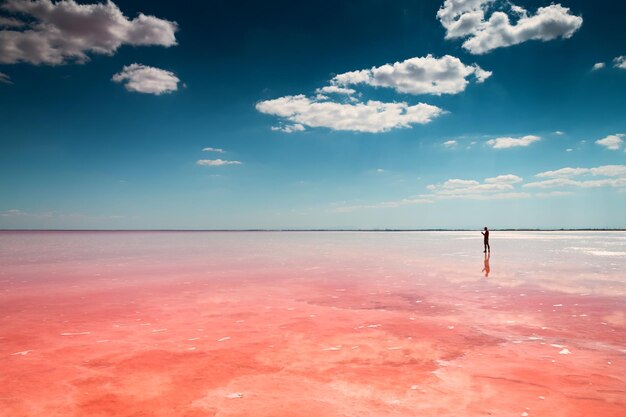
xmin=0 ymin=231 xmax=625 ymax=417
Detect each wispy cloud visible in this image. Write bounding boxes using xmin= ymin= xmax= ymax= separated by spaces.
xmin=442 ymin=140 xmax=458 ymax=148
xmin=196 ymin=159 xmax=242 ymax=166
xmin=437 ymin=1 xmax=583 ymax=55
xmin=112 ymin=64 xmax=180 ymax=95
xmin=332 ymin=162 xmax=626 ymax=213
xmin=0 ymin=71 xmax=12 ymax=84
xmin=484 ymin=174 xmax=523 ymax=184
xmin=524 ymin=177 xmax=626 ymax=189
xmin=271 ymin=123 xmax=306 ymax=133
xmin=202 ymin=147 xmax=225 ymax=153
xmin=0 ymin=0 xmax=177 ymax=65
xmin=315 ymin=85 xmax=356 ymax=96
xmin=332 ymin=196 xmax=434 ymax=213
xmin=525 ymin=164 xmax=626 ymax=189
xmin=486 ymin=135 xmax=541 ymax=149
xmin=536 ymin=165 xmax=626 ymax=178
xmin=334 ymin=173 xmax=530 ymax=212
xmin=0 ymin=209 xmax=126 ymax=220
xmin=614 ymin=56 xmax=626 ymax=70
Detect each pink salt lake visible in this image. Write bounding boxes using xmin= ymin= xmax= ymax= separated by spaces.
xmin=1 ymin=231 xmax=625 ymax=417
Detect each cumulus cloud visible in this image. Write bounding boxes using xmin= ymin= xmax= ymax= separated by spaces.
xmin=0 ymin=71 xmax=12 ymax=84
xmin=437 ymin=1 xmax=582 ymax=55
xmin=486 ymin=135 xmax=540 ymax=149
xmin=202 ymin=147 xmax=225 ymax=153
xmin=614 ymin=56 xmax=626 ymax=70
xmin=112 ymin=64 xmax=179 ymax=95
xmin=442 ymin=140 xmax=458 ymax=148
xmin=592 ymin=62 xmax=605 ymax=71
xmin=196 ymin=159 xmax=242 ymax=167
xmin=0 ymin=0 xmax=177 ymax=65
xmin=256 ymin=94 xmax=445 ymax=133
xmin=331 ymin=54 xmax=491 ymax=96
xmin=595 ymin=134 xmax=624 ymax=151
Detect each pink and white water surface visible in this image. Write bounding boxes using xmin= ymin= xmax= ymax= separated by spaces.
xmin=1 ymin=231 xmax=625 ymax=417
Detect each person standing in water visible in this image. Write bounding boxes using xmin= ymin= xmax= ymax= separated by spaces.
xmin=481 ymin=227 xmax=490 ymax=253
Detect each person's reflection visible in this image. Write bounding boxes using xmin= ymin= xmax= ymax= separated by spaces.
xmin=482 ymin=252 xmax=491 ymax=277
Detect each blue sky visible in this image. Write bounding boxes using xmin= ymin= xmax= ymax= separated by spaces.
xmin=0 ymin=0 xmax=625 ymax=229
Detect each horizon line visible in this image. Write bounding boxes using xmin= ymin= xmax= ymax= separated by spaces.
xmin=1 ymin=228 xmax=626 ymax=232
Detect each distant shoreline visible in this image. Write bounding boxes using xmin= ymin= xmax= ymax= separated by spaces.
xmin=1 ymin=229 xmax=625 ymax=232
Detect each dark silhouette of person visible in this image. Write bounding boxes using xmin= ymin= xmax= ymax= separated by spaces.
xmin=481 ymin=227 xmax=490 ymax=253
xmin=482 ymin=252 xmax=490 ymax=277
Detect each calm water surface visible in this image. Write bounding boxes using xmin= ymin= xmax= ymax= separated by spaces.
xmin=1 ymin=231 xmax=625 ymax=416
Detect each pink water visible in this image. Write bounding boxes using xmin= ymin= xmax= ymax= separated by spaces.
xmin=1 ymin=231 xmax=625 ymax=416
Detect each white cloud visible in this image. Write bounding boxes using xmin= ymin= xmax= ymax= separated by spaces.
xmin=566 ymin=148 xmax=573 ymax=152
xmin=485 ymin=174 xmax=523 ymax=184
xmin=523 ymin=178 xmax=579 ymax=189
xmin=440 ymin=179 xmax=481 ymax=189
xmin=315 ymin=85 xmax=356 ymax=95
xmin=112 ymin=64 xmax=179 ymax=95
xmin=334 ymin=171 xmax=532 ymax=212
xmin=202 ymin=147 xmax=225 ymax=153
xmin=0 ymin=208 xmax=28 ymax=217
xmin=332 ymin=54 xmax=491 ymax=95
xmin=256 ymin=94 xmax=445 ymax=133
xmin=0 ymin=0 xmax=177 ymax=65
xmin=614 ymin=56 xmax=626 ymax=70
xmin=336 ymin=163 xmax=626 ymax=212
xmin=0 ymin=209 xmax=125 ymax=220
xmin=271 ymin=123 xmax=306 ymax=133
xmin=0 ymin=71 xmax=12 ymax=84
xmin=536 ymin=167 xmax=589 ymax=178
xmin=437 ymin=1 xmax=582 ymax=55
xmin=486 ymin=135 xmax=540 ymax=149
xmin=524 ymin=177 xmax=626 ymax=189
xmin=526 ymin=165 xmax=626 ymax=189
xmin=554 ymin=130 xmax=565 ymax=135
xmin=442 ymin=140 xmax=458 ymax=148
xmin=196 ymin=159 xmax=242 ymax=167
xmin=588 ymin=165 xmax=626 ymax=177
xmin=592 ymin=62 xmax=605 ymax=71
xmin=332 ymin=196 xmax=434 ymax=212
xmin=536 ymin=165 xmax=626 ymax=179
xmin=425 ymin=174 xmax=528 ymax=199
xmin=595 ymin=134 xmax=624 ymax=151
